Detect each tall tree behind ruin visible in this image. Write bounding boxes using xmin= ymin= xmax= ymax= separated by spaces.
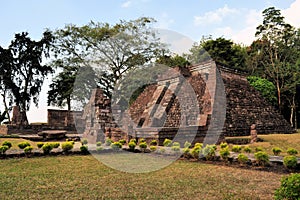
xmin=0 ymin=31 xmax=54 ymax=125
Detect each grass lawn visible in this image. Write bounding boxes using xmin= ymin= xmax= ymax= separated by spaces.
xmin=0 ymin=155 xmax=283 ymax=199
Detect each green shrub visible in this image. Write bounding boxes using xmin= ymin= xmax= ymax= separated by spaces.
xmin=163 ymin=139 xmax=172 ymax=147
xmin=61 ymin=142 xmax=74 ymax=152
xmin=255 ymin=147 xmax=263 ymax=152
xmin=0 ymin=145 xmax=9 ymax=154
xmin=283 ymin=156 xmax=298 ymax=169
xmin=211 ymin=144 xmax=217 ymax=151
xmin=150 ymin=145 xmax=157 ymax=152
xmin=172 ymin=142 xmax=180 ymax=147
xmin=139 ymin=142 xmax=147 ymax=151
xmin=272 ymin=147 xmax=283 ymax=156
xmin=232 ymin=145 xmax=242 ymax=153
xmin=50 ymin=142 xmax=60 ymax=149
xmin=184 ymin=141 xmax=191 ymax=148
xmin=119 ymin=139 xmax=126 ymax=145
xmin=159 ymin=147 xmax=166 ymax=154
xmin=194 ymin=143 xmax=203 ymax=148
xmin=42 ymin=143 xmax=54 ymax=154
xmin=2 ymin=141 xmax=12 ymax=149
xmin=111 ymin=142 xmax=122 ymax=150
xmin=37 ymin=142 xmax=44 ymax=148
xmin=220 ymin=142 xmax=228 ymax=149
xmin=81 ymin=139 xmax=88 ymax=145
xmin=17 ymin=141 xmax=31 ymax=149
xmin=150 ymin=140 xmax=158 ymax=146
xmin=190 ymin=145 xmax=202 ymax=159
xmin=96 ymin=146 xmax=103 ymax=152
xmin=139 ymin=138 xmax=146 ymax=143
xmin=243 ymin=146 xmax=252 ymax=153
xmin=80 ymin=145 xmax=89 ymax=154
xmin=275 ymin=173 xmax=300 ymax=200
xmin=287 ymin=148 xmax=298 ymax=155
xmin=24 ymin=146 xmax=33 ymax=154
xmin=105 ymin=138 xmax=113 ymax=146
xmin=220 ymin=147 xmax=230 ymax=160
xmin=254 ymin=151 xmax=269 ymax=166
xmin=237 ymin=153 xmax=249 ymax=165
xmin=96 ymin=142 xmax=102 ymax=147
xmin=129 ymin=139 xmax=137 ymax=144
xmin=171 ymin=145 xmax=180 ymax=152
xmin=128 ymin=141 xmax=136 ymax=151
xmin=183 ymin=147 xmax=190 ymax=157
xmin=202 ymin=145 xmax=216 ymax=160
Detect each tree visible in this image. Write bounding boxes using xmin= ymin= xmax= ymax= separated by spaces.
xmin=188 ymin=37 xmax=248 ymax=72
xmin=53 ymin=17 xmax=165 ymax=98
xmin=156 ymin=54 xmax=190 ymax=68
xmin=0 ymin=31 xmax=54 ymax=125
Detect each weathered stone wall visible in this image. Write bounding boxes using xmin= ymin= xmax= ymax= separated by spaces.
xmin=47 ymin=109 xmax=82 ymax=128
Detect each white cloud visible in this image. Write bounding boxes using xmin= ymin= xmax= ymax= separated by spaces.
xmin=156 ymin=13 xmax=175 ymax=29
xmin=194 ymin=5 xmax=239 ymax=26
xmin=282 ymin=0 xmax=300 ymax=28
xmin=121 ymin=0 xmax=132 ymax=8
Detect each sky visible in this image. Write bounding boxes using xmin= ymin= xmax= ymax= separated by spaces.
xmin=0 ymin=0 xmax=299 ymax=122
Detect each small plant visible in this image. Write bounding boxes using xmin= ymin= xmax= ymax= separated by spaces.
xmin=61 ymin=142 xmax=74 ymax=153
xmin=163 ymin=138 xmax=172 ymax=147
xmin=287 ymin=148 xmax=298 ymax=155
xmin=139 ymin=138 xmax=146 ymax=143
xmin=2 ymin=141 xmax=12 ymax=149
xmin=37 ymin=142 xmax=44 ymax=148
xmin=96 ymin=146 xmax=103 ymax=152
xmin=17 ymin=141 xmax=31 ymax=149
xmin=283 ymin=155 xmax=298 ymax=169
xmin=150 ymin=140 xmax=158 ymax=146
xmin=24 ymin=146 xmax=33 ymax=154
xmin=172 ymin=142 xmax=180 ymax=147
xmin=272 ymin=147 xmax=283 ymax=156
xmin=105 ymin=138 xmax=113 ymax=146
xmin=111 ymin=142 xmax=122 ymax=150
xmin=184 ymin=141 xmax=191 ymax=148
xmin=81 ymin=139 xmax=88 ymax=145
xmin=254 ymin=151 xmax=269 ymax=166
xmin=129 ymin=138 xmax=137 ymax=144
xmin=171 ymin=145 xmax=180 ymax=152
xmin=237 ymin=153 xmax=249 ymax=165
xmin=220 ymin=147 xmax=230 ymax=161
xmin=275 ymin=173 xmax=300 ymax=200
xmin=0 ymin=145 xmax=9 ymax=155
xmin=194 ymin=143 xmax=203 ymax=148
xmin=232 ymin=145 xmax=242 ymax=153
xmin=220 ymin=142 xmax=228 ymax=149
xmin=80 ymin=145 xmax=89 ymax=154
xmin=119 ymin=139 xmax=126 ymax=145
xmin=183 ymin=147 xmax=190 ymax=157
xmin=255 ymin=147 xmax=263 ymax=152
xmin=96 ymin=142 xmax=102 ymax=147
xmin=159 ymin=147 xmax=166 ymax=154
xmin=202 ymin=145 xmax=216 ymax=160
xmin=243 ymin=146 xmax=252 ymax=153
xmin=128 ymin=141 xmax=136 ymax=151
xmin=139 ymin=142 xmax=147 ymax=152
xmin=190 ymin=145 xmax=202 ymax=159
xmin=150 ymin=145 xmax=157 ymax=152
xmin=50 ymin=142 xmax=60 ymax=149
xmin=42 ymin=143 xmax=54 ymax=154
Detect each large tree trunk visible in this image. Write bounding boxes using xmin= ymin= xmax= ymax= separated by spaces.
xmin=1 ymin=92 xmax=11 ymax=123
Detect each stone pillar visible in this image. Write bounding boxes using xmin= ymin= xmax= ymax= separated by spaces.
xmin=250 ymin=124 xmax=257 ymax=143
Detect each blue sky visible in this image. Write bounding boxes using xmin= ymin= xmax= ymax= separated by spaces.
xmin=0 ymin=0 xmax=299 ymax=122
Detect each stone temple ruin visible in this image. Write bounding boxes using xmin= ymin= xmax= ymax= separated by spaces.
xmin=82 ymin=60 xmax=294 ymax=145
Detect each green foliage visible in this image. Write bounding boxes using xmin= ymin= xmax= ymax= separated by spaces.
xmin=96 ymin=146 xmax=103 ymax=152
xmin=237 ymin=153 xmax=249 ymax=165
xmin=105 ymin=138 xmax=113 ymax=146
xmin=255 ymin=147 xmax=263 ymax=152
xmin=24 ymin=146 xmax=33 ymax=154
xmin=149 ymin=146 xmax=157 ymax=152
xmin=220 ymin=142 xmax=228 ymax=149
xmin=163 ymin=139 xmax=172 ymax=147
xmin=81 ymin=139 xmax=88 ymax=145
xmin=275 ymin=173 xmax=300 ymax=200
xmin=37 ymin=142 xmax=44 ymax=148
xmin=129 ymin=139 xmax=137 ymax=144
xmin=283 ymin=156 xmax=298 ymax=169
xmin=219 ymin=147 xmax=230 ymax=160
xmin=190 ymin=145 xmax=202 ymax=159
xmin=232 ymin=145 xmax=242 ymax=153
xmin=0 ymin=145 xmax=9 ymax=154
xmin=42 ymin=143 xmax=54 ymax=154
xmin=244 ymin=146 xmax=252 ymax=153
xmin=287 ymin=148 xmax=298 ymax=155
xmin=254 ymin=151 xmax=269 ymax=166
xmin=128 ymin=142 xmax=136 ymax=151
xmin=110 ymin=142 xmax=122 ymax=150
xmin=247 ymin=76 xmax=277 ymax=105
xmin=61 ymin=142 xmax=74 ymax=152
xmin=156 ymin=54 xmax=190 ymax=68
xmin=183 ymin=147 xmax=190 ymax=157
xmin=118 ymin=139 xmax=126 ymax=145
xmin=194 ymin=143 xmax=203 ymax=148
xmin=171 ymin=145 xmax=180 ymax=152
xmin=202 ymin=145 xmax=216 ymax=160
xmin=96 ymin=142 xmax=102 ymax=147
xmin=2 ymin=141 xmax=12 ymax=149
xmin=172 ymin=142 xmax=180 ymax=147
xmin=150 ymin=140 xmax=158 ymax=146
xmin=184 ymin=141 xmax=191 ymax=148
xmin=17 ymin=142 xmax=31 ymax=149
xmin=50 ymin=142 xmax=60 ymax=149
xmin=139 ymin=142 xmax=147 ymax=150
xmin=272 ymin=147 xmax=283 ymax=156
xmin=139 ymin=138 xmax=146 ymax=144
xmin=80 ymin=145 xmax=89 ymax=154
